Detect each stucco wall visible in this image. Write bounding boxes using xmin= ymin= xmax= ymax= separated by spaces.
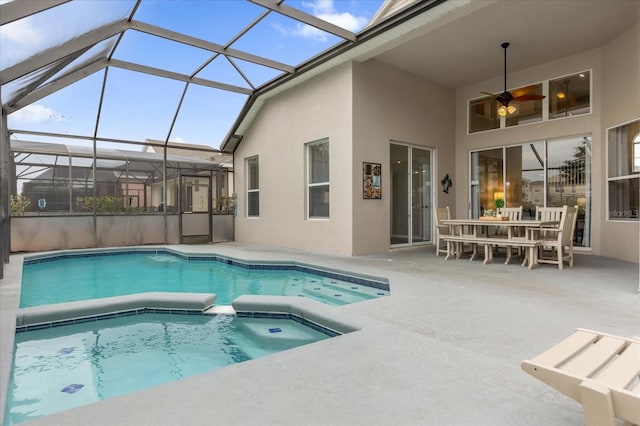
xmin=454 ymin=28 xmax=640 ymax=263
xmin=352 ymin=60 xmax=455 ymax=255
xmin=600 ymin=23 xmax=640 ymax=263
xmin=234 ymin=63 xmax=354 ymax=256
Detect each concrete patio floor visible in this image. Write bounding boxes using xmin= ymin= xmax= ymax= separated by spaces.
xmin=1 ymin=243 xmax=638 ymax=426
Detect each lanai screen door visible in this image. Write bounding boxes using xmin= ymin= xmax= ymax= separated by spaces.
xmin=390 ymin=143 xmax=432 ymax=246
xmin=180 ymin=175 xmax=211 ymax=243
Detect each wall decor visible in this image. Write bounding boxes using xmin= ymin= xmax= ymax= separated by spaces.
xmin=363 ymin=162 xmax=382 ymax=199
xmin=441 ymin=174 xmax=453 ymax=194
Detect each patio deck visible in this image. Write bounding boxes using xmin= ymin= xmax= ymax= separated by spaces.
xmin=1 ymin=243 xmax=638 ymax=426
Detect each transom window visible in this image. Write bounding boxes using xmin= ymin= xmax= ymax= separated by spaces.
xmin=468 ymin=71 xmax=591 ymax=134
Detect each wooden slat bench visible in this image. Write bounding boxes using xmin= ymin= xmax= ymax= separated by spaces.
xmin=442 ymin=235 xmax=541 ymax=268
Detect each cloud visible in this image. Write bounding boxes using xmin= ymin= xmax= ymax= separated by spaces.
xmin=0 ymin=19 xmax=44 ymax=67
xmin=10 ymin=104 xmax=63 ymax=123
xmin=282 ymin=0 xmax=369 ymax=42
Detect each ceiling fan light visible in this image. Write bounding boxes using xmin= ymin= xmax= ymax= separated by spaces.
xmin=507 ymin=105 xmax=517 ymax=114
xmin=498 ymin=105 xmax=507 ymax=116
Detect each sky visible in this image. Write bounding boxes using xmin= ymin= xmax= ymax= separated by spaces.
xmin=1 ymin=0 xmax=385 ymax=150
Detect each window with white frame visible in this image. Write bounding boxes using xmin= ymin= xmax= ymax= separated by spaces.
xmin=549 ymin=71 xmax=591 ymax=119
xmin=468 ymin=70 xmax=592 ymax=134
xmin=246 ymin=156 xmax=259 ymax=217
xmin=307 ymin=140 xmax=329 ymax=218
xmin=470 ymin=135 xmax=592 ymax=247
xmin=607 ymin=119 xmax=640 ymax=220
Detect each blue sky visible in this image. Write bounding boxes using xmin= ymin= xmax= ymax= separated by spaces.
xmin=1 ymin=0 xmax=384 ymax=150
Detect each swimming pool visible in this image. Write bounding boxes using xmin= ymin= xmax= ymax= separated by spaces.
xmin=20 ymin=249 xmax=389 ymax=308
xmin=5 ymin=311 xmax=335 ymax=425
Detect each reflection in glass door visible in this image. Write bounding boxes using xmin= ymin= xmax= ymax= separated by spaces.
xmin=390 ymin=143 xmax=432 ymax=246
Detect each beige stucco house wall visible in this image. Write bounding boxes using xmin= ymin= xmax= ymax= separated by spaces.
xmin=235 ymin=22 xmax=637 ymax=262
xmin=234 ymin=63 xmax=355 ymax=256
xmin=454 ymin=24 xmax=639 ymax=263
xmin=352 ymin=60 xmax=455 ymax=255
xmin=234 ymin=59 xmax=455 ymax=256
xmin=599 ymin=23 xmax=640 ymax=263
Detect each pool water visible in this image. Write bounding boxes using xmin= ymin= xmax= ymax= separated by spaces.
xmin=20 ymin=252 xmax=389 ymax=308
xmin=5 ymin=313 xmax=333 ymax=425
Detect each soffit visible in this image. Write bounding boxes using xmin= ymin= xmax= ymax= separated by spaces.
xmin=370 ymin=0 xmax=640 ymax=89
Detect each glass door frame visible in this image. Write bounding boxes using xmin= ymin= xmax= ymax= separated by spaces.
xmin=390 ymin=142 xmax=434 ymax=248
xmin=179 ymin=173 xmax=212 ymax=243
xmin=468 ymin=135 xmax=592 ymax=248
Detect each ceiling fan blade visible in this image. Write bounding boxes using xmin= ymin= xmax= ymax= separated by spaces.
xmin=480 ymin=91 xmax=497 ymax=97
xmin=513 ymin=94 xmax=546 ymax=102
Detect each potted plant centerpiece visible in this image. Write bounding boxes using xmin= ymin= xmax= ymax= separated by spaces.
xmin=494 ymin=197 xmax=505 ymax=217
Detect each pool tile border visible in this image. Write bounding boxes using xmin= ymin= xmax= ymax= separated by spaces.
xmin=23 ymin=248 xmax=390 ymax=291
xmin=16 ymin=308 xmax=340 ymax=337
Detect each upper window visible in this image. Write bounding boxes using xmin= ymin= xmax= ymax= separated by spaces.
xmin=506 ymin=83 xmax=544 ymax=127
xmin=246 ymin=156 xmax=259 ymax=217
xmin=549 ymin=71 xmax=591 ymax=119
xmin=307 ymin=140 xmax=329 ymax=219
xmin=468 ymin=96 xmax=500 ymax=133
xmin=607 ymin=119 xmax=640 ymax=221
xmin=468 ymin=71 xmax=592 ymax=134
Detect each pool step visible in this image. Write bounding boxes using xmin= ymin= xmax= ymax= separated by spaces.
xmin=205 ymin=305 xmax=236 ymax=315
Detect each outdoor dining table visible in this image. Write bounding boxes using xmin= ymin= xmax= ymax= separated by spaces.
xmin=440 ymin=218 xmax=559 ymax=268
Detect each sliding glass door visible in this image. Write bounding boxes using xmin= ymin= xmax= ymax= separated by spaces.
xmin=469 ymin=136 xmax=592 ymax=247
xmin=390 ymin=143 xmax=433 ymax=246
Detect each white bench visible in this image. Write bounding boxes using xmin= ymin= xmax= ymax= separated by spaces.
xmin=442 ymin=235 xmax=540 ymax=268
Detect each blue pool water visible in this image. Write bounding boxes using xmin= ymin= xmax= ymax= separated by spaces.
xmin=20 ymin=250 xmax=389 ymax=308
xmin=5 ymin=312 xmax=334 ymax=425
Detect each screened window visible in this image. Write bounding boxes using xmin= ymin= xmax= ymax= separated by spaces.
xmin=307 ymin=140 xmax=329 ymax=219
xmin=246 ymin=156 xmax=259 ymax=217
xmin=607 ymin=119 xmax=640 ymax=221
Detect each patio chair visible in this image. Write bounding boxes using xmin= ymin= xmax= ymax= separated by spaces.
xmin=435 ymin=206 xmax=451 ymax=256
xmin=530 ymin=205 xmax=578 ymax=270
xmin=498 ymin=206 xmax=523 ymax=221
xmin=535 ymin=205 xmax=565 ymax=222
xmin=521 ymin=328 xmax=640 ymax=426
xmin=496 ymin=206 xmax=524 ymax=256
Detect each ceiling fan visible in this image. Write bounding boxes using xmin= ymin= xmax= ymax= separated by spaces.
xmin=481 ymin=42 xmax=545 ymax=116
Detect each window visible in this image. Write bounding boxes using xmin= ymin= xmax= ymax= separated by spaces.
xmin=246 ymin=156 xmax=259 ymax=217
xmin=505 ymin=83 xmax=544 ymax=127
xmin=470 ymin=135 xmax=592 ymax=247
xmin=549 ymin=71 xmax=591 ymax=119
xmin=468 ymin=96 xmax=500 ymax=133
xmin=307 ymin=140 xmax=329 ymax=218
xmin=468 ymin=71 xmax=592 ymax=133
xmin=607 ymin=119 xmax=640 ymax=220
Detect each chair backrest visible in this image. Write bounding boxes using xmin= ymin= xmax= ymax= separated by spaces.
xmin=556 ymin=205 xmax=578 ymax=245
xmin=436 ymin=207 xmax=450 ymax=224
xmin=535 ymin=206 xmax=564 ymax=222
xmin=499 ymin=206 xmax=522 ymax=221
xmin=564 ymin=206 xmax=579 ymax=245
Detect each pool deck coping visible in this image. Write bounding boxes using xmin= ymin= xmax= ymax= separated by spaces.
xmin=15 ymin=292 xmax=217 ymax=329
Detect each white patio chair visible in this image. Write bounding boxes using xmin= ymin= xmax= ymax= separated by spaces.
xmin=530 ymin=205 xmax=579 ymax=270
xmin=435 ymin=207 xmax=451 ymax=256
